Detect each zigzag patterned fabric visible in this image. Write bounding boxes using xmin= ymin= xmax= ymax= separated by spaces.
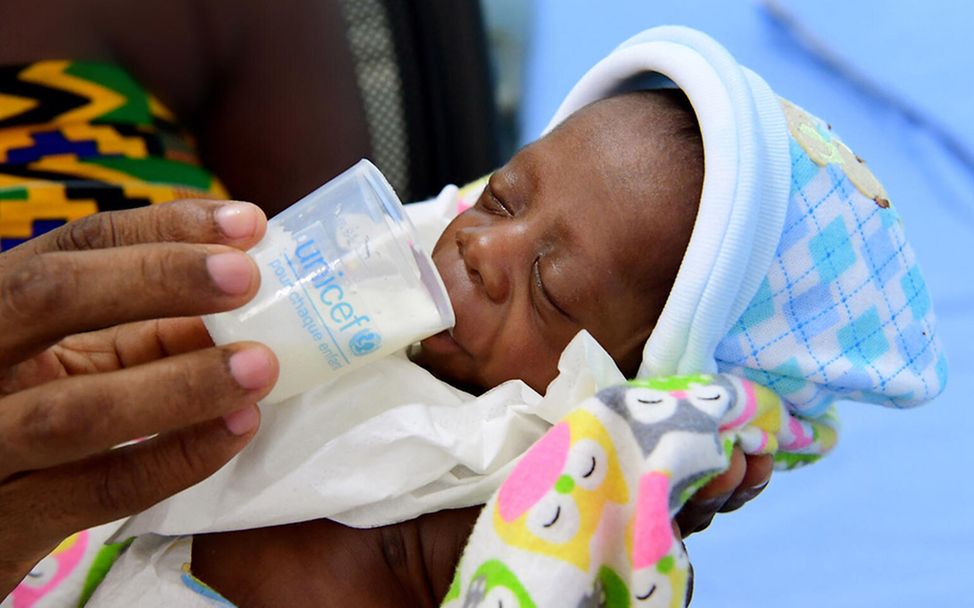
xmin=0 ymin=61 xmax=227 ymax=251
xmin=444 ymin=375 xmax=838 ymax=608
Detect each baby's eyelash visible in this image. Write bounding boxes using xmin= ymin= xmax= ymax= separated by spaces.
xmin=478 ymin=186 xmax=512 ymax=216
xmin=533 ymin=258 xmax=571 ymax=320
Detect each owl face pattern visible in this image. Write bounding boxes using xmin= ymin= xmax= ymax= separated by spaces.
xmin=576 ymin=546 xmax=689 ymax=608
xmin=599 ymin=375 xmax=734 ymax=455
xmin=627 ymin=471 xmax=691 ymax=608
xmin=626 ymin=542 xmax=690 ymax=608
xmin=9 ymin=532 xmax=88 ymax=608
xmin=460 ymin=560 xmax=536 ymax=608
xmin=449 ymin=372 xmax=833 ymax=608
xmin=599 ymin=377 xmax=735 ymax=512
xmin=493 ymin=409 xmax=629 ymax=571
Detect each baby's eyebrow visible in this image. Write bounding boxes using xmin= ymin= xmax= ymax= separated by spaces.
xmin=505 ymin=150 xmax=540 ymax=200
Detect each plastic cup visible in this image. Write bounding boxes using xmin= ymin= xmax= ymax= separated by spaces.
xmin=203 ymin=160 xmax=454 ymax=404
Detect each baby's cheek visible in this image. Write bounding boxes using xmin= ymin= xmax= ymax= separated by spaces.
xmin=483 ymin=338 xmax=564 ymax=393
xmin=412 ymin=349 xmax=479 ymax=391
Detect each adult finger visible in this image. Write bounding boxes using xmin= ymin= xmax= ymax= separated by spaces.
xmin=0 ymin=342 xmax=277 ymax=478
xmin=0 ymin=318 xmax=213 ymax=396
xmin=0 ymin=243 xmax=260 ymax=367
xmin=0 ymin=414 xmax=260 ymax=561
xmin=697 ymin=445 xmax=747 ymax=501
xmin=675 ymin=446 xmax=747 ymax=537
xmin=719 ymin=453 xmax=774 ymax=513
xmin=2 ymin=200 xmax=266 ymax=267
xmin=52 ymin=317 xmax=216 ymax=376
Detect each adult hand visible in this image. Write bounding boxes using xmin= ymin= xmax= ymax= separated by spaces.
xmin=675 ymin=447 xmax=774 ymax=537
xmin=0 ymin=200 xmax=279 ymax=596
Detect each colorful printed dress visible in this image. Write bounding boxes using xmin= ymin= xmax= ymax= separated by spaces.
xmin=0 ymin=61 xmax=226 ymax=251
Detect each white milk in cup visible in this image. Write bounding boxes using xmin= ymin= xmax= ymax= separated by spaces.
xmin=203 ymin=160 xmax=454 ymax=404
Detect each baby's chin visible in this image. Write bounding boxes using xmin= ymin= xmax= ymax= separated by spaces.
xmin=408 ymin=332 xmax=487 ymax=395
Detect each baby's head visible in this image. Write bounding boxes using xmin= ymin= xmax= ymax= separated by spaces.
xmin=413 ymin=90 xmax=703 ymax=393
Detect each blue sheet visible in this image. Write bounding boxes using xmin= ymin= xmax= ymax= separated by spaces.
xmin=520 ymin=2 xmax=974 ymax=605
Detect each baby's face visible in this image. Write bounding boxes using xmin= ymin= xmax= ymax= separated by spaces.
xmin=413 ymin=93 xmax=701 ymax=393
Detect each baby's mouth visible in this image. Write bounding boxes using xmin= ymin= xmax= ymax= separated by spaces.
xmin=421 ymin=329 xmax=466 ymax=355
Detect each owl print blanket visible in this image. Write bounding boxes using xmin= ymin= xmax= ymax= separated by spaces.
xmin=442 ymin=374 xmax=837 ymax=608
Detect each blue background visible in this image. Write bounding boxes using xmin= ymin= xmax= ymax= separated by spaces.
xmin=517 ymin=1 xmax=973 ymax=605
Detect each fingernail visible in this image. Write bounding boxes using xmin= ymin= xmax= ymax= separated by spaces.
xmin=692 ymin=517 xmax=715 ymax=534
xmin=738 ymin=481 xmax=770 ymax=502
xmin=207 ymin=252 xmax=254 ymax=295
xmin=692 ymin=493 xmax=732 ymax=512
xmin=215 ymin=203 xmax=260 ymax=239
xmin=228 ymin=347 xmax=274 ymax=390
xmin=223 ymin=405 xmax=260 ymax=435
xmin=720 ymin=484 xmax=769 ymax=513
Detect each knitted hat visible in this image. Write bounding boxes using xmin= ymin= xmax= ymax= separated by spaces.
xmin=545 ymin=26 xmax=946 ymax=415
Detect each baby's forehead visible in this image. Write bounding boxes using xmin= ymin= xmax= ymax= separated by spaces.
xmin=544 ymin=94 xmax=700 ymax=184
xmin=553 ymin=90 xmax=694 ymax=142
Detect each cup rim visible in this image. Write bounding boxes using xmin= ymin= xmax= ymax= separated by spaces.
xmin=357 ymin=159 xmax=456 ymax=330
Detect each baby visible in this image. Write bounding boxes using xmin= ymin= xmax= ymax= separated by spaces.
xmin=168 ymin=86 xmax=709 ymax=607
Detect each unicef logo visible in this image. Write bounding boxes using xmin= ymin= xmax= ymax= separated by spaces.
xmin=349 ymin=329 xmax=382 ymax=356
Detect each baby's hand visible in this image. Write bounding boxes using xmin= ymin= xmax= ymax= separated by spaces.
xmin=675 ymin=446 xmax=773 ymax=537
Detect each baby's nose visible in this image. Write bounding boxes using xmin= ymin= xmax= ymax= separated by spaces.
xmin=456 ymin=226 xmax=512 ymax=304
